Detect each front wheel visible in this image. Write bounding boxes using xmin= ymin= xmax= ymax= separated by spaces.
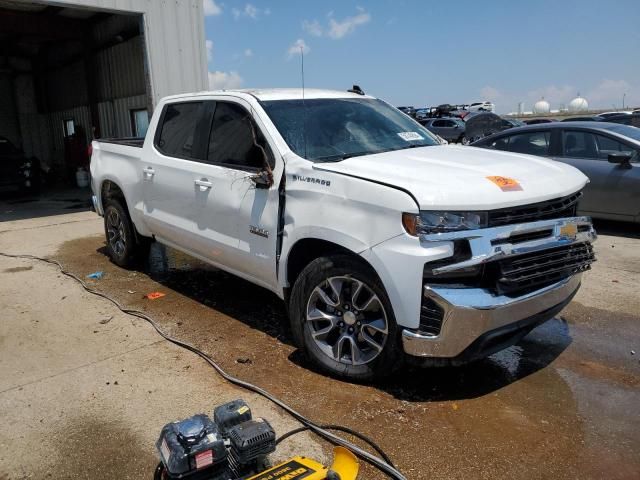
xmin=289 ymin=255 xmax=401 ymax=381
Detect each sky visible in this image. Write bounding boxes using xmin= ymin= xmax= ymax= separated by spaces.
xmin=203 ymin=0 xmax=640 ymax=113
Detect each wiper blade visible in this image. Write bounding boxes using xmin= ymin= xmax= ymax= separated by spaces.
xmin=313 ymin=151 xmax=371 ymax=162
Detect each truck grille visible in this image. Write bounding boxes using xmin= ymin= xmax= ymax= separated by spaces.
xmin=488 ymin=191 xmax=582 ymax=227
xmin=495 ymin=242 xmax=595 ymax=295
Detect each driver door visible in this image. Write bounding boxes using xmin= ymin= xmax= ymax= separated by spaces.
xmin=193 ymin=98 xmax=283 ymax=290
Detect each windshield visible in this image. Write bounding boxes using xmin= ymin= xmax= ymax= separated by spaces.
xmin=261 ymin=98 xmax=439 ymax=161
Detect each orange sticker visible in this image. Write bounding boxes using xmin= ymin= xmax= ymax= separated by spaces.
xmin=145 ymin=292 xmax=166 ymax=300
xmin=486 ymin=176 xmax=522 ymax=192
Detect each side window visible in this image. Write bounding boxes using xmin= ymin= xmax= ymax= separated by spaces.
xmin=503 ymin=131 xmax=550 ymax=156
xmin=490 ymin=136 xmax=510 ymax=151
xmin=156 ymin=102 xmax=205 ymax=159
xmin=207 ymin=102 xmax=269 ymax=169
xmin=442 ymin=120 xmax=455 ymax=127
xmin=563 ymin=130 xmax=597 ymax=159
xmin=432 ymin=120 xmax=446 ymax=127
xmin=593 ymin=133 xmax=636 ymax=160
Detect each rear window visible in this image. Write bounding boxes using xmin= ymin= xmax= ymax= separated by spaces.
xmin=156 ymin=102 xmax=205 ymax=159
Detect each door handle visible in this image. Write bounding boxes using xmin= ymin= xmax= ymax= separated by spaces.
xmin=143 ymin=167 xmax=155 ymax=178
xmin=194 ymin=178 xmax=213 ymax=190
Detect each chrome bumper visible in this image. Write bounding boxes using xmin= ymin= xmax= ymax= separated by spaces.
xmin=402 ymin=216 xmax=596 ymax=358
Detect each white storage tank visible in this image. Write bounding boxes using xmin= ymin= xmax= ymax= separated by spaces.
xmin=569 ymin=95 xmax=589 ymax=112
xmin=533 ymin=98 xmax=551 ymax=114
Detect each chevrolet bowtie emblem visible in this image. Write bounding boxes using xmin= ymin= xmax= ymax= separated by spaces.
xmin=560 ymin=224 xmax=578 ymax=239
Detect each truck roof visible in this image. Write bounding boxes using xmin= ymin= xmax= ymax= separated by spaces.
xmin=161 ymin=88 xmax=375 ymax=102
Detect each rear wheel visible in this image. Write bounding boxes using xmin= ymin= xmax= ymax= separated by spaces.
xmin=289 ymin=255 xmax=401 ymax=381
xmin=103 ymin=199 xmax=150 ymax=268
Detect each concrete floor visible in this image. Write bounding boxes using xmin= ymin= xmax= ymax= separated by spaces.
xmin=0 ymin=196 xmax=324 ymax=480
xmin=0 ymin=193 xmax=639 ymax=479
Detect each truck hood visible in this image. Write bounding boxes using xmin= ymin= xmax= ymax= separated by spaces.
xmin=313 ymin=145 xmax=588 ymax=210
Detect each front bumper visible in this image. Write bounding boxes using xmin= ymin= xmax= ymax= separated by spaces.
xmin=402 ymin=273 xmax=581 ymax=359
xmin=400 ymin=215 xmax=596 ymax=359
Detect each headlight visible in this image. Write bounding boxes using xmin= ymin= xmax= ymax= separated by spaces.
xmin=402 ymin=211 xmax=488 ymax=236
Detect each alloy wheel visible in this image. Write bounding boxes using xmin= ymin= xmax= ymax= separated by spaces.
xmin=305 ymin=276 xmax=389 ymax=366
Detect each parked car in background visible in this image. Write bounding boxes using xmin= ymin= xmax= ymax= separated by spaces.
xmin=421 ymin=117 xmax=466 ymax=143
xmin=523 ymin=118 xmax=556 ymax=125
xmin=561 ymin=116 xmax=603 ymax=122
xmin=415 ymin=108 xmax=431 ymax=123
xmin=0 ymin=136 xmax=40 ymax=194
xmin=604 ymin=113 xmax=640 ymax=128
xmin=501 ymin=118 xmax=526 ymax=128
xmin=397 ymin=106 xmax=416 ymax=118
xmin=467 ymin=101 xmax=495 ymax=112
xmin=472 ymin=122 xmax=640 ymax=223
xmin=598 ymin=111 xmax=632 ymax=119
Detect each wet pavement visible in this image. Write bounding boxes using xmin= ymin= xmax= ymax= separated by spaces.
xmin=47 ymin=230 xmax=640 ymax=480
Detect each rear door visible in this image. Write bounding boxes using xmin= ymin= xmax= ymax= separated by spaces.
xmin=141 ymin=100 xmax=212 ymax=247
xmin=557 ymin=129 xmax=640 ymax=219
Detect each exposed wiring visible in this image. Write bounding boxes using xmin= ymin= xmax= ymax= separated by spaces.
xmin=0 ymin=252 xmax=406 ymax=480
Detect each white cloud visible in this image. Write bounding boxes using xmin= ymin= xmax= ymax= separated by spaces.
xmin=232 ymin=3 xmax=265 ymax=19
xmin=208 ymin=71 xmax=244 ymax=90
xmin=302 ymin=19 xmax=323 ymax=37
xmin=328 ymin=9 xmax=371 ymax=39
xmin=287 ymin=38 xmax=310 ymax=59
xmin=206 ymin=40 xmax=213 ymax=61
xmin=586 ymin=79 xmax=631 ymax=107
xmin=244 ymin=48 xmax=253 ymax=57
xmin=202 ymin=0 xmax=221 ymax=16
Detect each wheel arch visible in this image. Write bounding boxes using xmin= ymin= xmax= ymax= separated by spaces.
xmin=284 ymin=237 xmax=382 ymax=300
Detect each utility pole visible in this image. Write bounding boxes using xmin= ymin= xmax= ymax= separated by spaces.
xmin=623 ymin=93 xmax=626 ymax=110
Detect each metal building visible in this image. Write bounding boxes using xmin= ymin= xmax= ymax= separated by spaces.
xmin=0 ymin=0 xmax=208 ymax=183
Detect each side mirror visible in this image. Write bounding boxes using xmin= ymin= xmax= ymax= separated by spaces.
xmin=608 ymin=153 xmax=633 ymax=169
xmin=251 ymin=170 xmax=273 ymax=189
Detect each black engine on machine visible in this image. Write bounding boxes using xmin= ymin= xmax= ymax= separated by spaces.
xmin=156 ymin=400 xmax=276 ymax=480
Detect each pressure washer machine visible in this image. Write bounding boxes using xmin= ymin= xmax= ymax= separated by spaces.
xmin=154 ymin=399 xmax=359 ymax=480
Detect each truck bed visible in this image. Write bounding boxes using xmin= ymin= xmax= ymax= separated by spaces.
xmin=97 ymin=137 xmax=144 ymax=148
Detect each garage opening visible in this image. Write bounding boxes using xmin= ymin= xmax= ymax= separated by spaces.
xmin=0 ymin=1 xmax=151 ymax=193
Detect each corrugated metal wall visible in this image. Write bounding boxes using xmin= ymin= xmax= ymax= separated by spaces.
xmin=52 ymin=0 xmax=208 ymax=103
xmin=5 ymin=0 xmax=207 ymax=172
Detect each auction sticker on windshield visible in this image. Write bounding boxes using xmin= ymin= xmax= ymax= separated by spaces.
xmin=397 ymin=132 xmax=424 ymax=141
xmin=486 ymin=176 xmax=522 ymax=191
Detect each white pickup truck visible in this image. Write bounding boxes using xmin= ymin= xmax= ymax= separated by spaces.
xmin=90 ymin=88 xmax=596 ymax=380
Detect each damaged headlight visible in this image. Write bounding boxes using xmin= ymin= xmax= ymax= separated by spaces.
xmin=402 ymin=211 xmax=488 ymax=236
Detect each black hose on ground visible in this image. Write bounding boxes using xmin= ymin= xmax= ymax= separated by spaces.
xmin=276 ymin=424 xmax=395 ymax=468
xmin=0 ymin=252 xmax=406 ymax=480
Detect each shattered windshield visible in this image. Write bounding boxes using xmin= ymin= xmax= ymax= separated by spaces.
xmin=261 ymin=98 xmax=439 ymax=162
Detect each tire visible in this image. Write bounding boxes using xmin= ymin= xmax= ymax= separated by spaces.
xmin=103 ymin=198 xmax=150 ymax=268
xmin=289 ymin=254 xmax=402 ymax=381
